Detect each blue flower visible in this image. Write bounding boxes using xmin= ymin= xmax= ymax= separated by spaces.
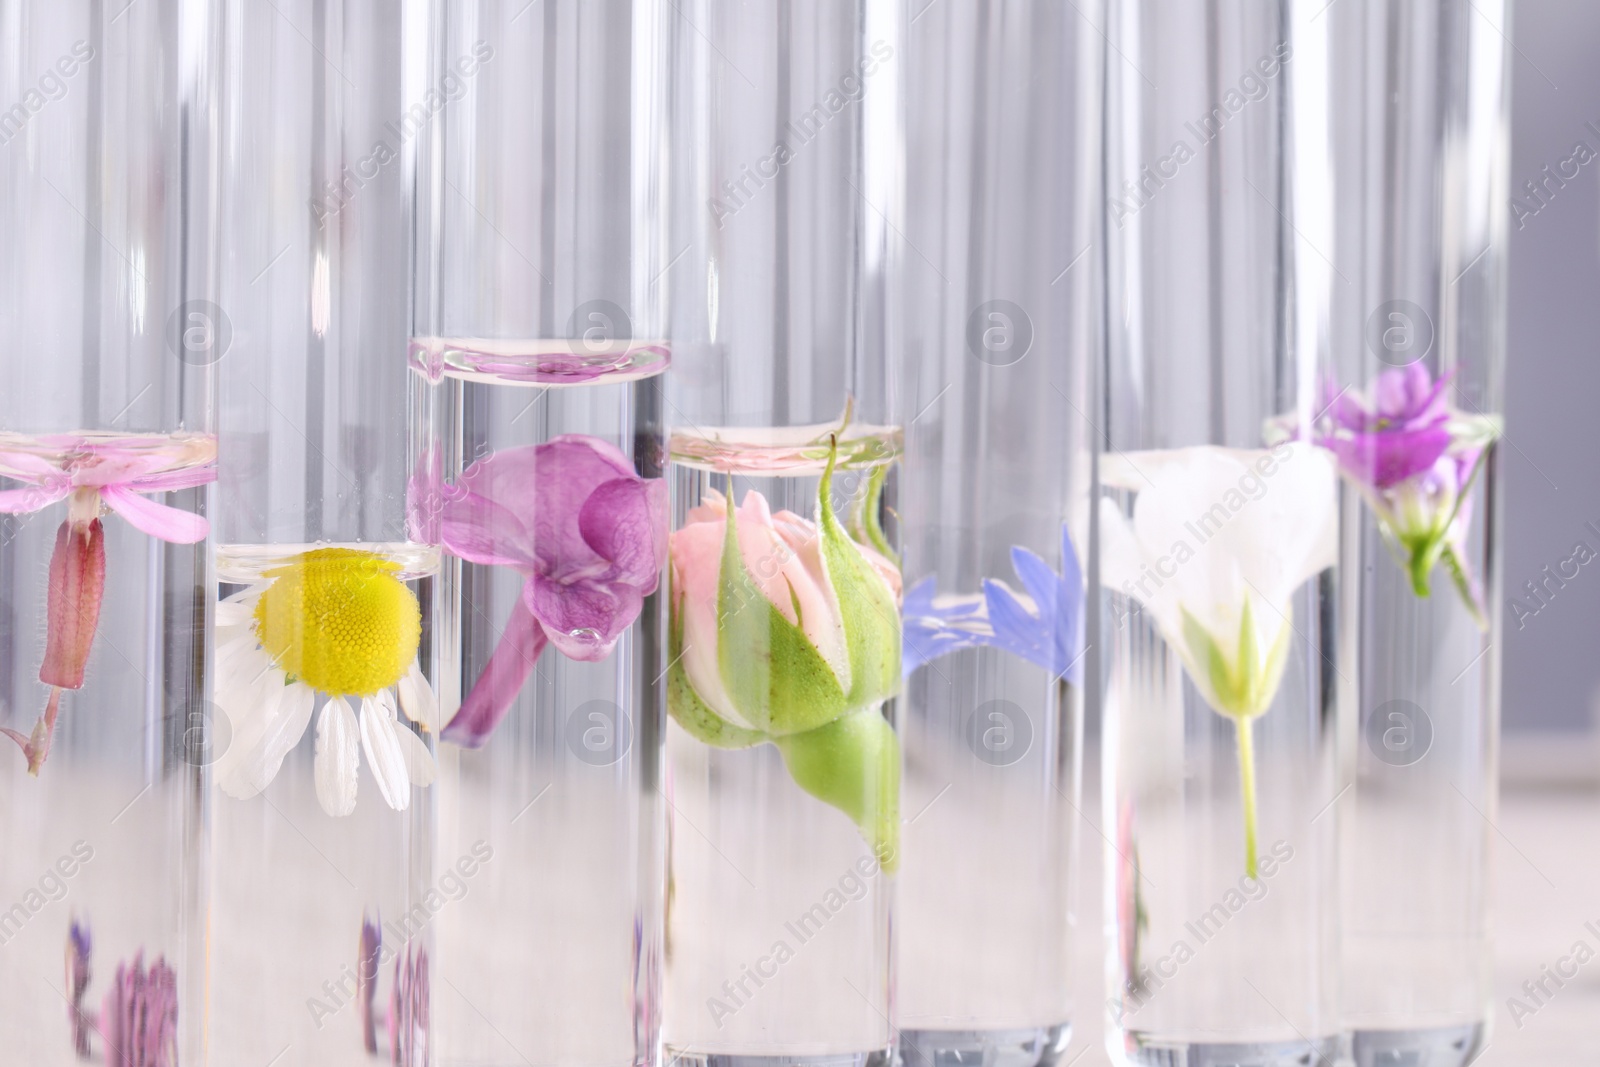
xmin=902 ymin=525 xmax=1085 ymax=684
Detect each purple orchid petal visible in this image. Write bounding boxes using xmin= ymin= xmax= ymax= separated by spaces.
xmin=447 ymin=437 xmax=635 ymax=571
xmin=578 ymin=477 xmax=667 ymax=593
xmin=527 ymin=572 xmax=643 ymax=662
xmin=100 ymin=484 xmax=210 ymax=544
xmin=441 ymin=487 xmax=537 ymax=570
xmin=441 ymin=596 xmax=549 ymax=748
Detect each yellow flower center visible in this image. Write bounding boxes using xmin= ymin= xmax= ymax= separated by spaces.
xmin=252 ymin=548 xmax=421 ymax=697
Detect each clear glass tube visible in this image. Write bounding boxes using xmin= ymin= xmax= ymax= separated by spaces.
xmin=895 ymin=3 xmax=1099 ymax=1065
xmin=0 ymin=1 xmax=220 ymax=1063
xmin=210 ymin=3 xmax=438 ymax=1062
xmin=410 ymin=3 xmax=667 ymax=1065
xmin=1100 ymin=2 xmax=1342 ymax=1063
xmin=1326 ymin=4 xmax=1509 ymax=1064
xmin=660 ymin=2 xmax=902 ymax=1063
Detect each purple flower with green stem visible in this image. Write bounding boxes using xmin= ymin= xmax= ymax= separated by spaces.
xmin=439 ymin=435 xmax=666 ymax=747
xmin=1280 ymin=362 xmax=1499 ymax=625
xmin=902 ymin=524 xmax=1085 ymax=684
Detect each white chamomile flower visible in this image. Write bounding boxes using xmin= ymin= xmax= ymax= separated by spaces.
xmin=212 ymin=547 xmax=438 ymax=817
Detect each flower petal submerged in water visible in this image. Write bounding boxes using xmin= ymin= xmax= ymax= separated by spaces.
xmin=902 ymin=524 xmax=1085 ymax=684
xmin=0 ymin=436 xmax=215 ymax=775
xmin=668 ymin=442 xmax=903 ymax=867
xmin=1272 ymin=362 xmax=1501 ymax=621
xmin=439 ymin=436 xmax=666 ymax=747
xmin=213 ymin=548 xmax=437 ymax=817
xmin=1100 ymin=443 xmax=1338 ymax=877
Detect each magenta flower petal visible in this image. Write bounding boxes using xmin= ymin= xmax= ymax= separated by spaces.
xmin=100 ymin=485 xmax=209 ymax=544
xmin=441 ymin=596 xmax=550 ymax=748
xmin=1373 ymin=361 xmax=1447 ymax=421
xmin=527 ymin=573 xmax=643 ymax=662
xmin=0 ymin=482 xmax=70 ymax=513
xmin=579 ymin=477 xmax=667 ymax=593
xmin=41 ymin=518 xmax=106 ymax=690
xmin=440 ymin=434 xmax=666 ymax=748
xmin=121 ymin=465 xmax=217 ymax=494
xmin=441 ymin=488 xmax=537 ymax=570
xmin=445 ymin=437 xmax=633 ymax=568
xmin=1322 ymin=422 xmax=1453 ymax=489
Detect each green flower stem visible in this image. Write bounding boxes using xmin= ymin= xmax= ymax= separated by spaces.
xmin=1235 ymin=715 xmax=1259 ymax=880
xmin=1405 ymin=533 xmax=1446 ymax=599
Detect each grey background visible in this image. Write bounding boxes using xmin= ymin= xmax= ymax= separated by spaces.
xmin=1502 ymin=0 xmax=1600 ymax=733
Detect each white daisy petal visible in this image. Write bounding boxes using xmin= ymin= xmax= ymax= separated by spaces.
xmin=315 ymin=696 xmax=361 ymax=817
xmin=360 ymin=692 xmax=411 ymax=811
xmin=214 ymin=676 xmax=285 ymax=799
xmin=214 ymin=631 xmax=261 ymax=686
xmin=215 ymin=680 xmax=315 ymax=799
xmin=218 ymin=643 xmax=274 ymax=705
xmin=215 ymin=598 xmax=256 ymax=627
xmin=213 ymin=645 xmax=277 ymax=736
xmin=397 ymin=661 xmax=437 ymax=733
xmin=394 ymin=726 xmax=437 ymax=787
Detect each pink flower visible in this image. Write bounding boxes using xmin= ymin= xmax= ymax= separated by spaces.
xmin=0 ymin=434 xmax=214 ymax=774
xmin=670 ymin=489 xmax=901 ymax=732
xmin=667 ymin=446 xmax=903 ymax=867
xmin=0 ymin=433 xmax=214 ymax=542
xmin=439 ymin=435 xmax=667 ymax=747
